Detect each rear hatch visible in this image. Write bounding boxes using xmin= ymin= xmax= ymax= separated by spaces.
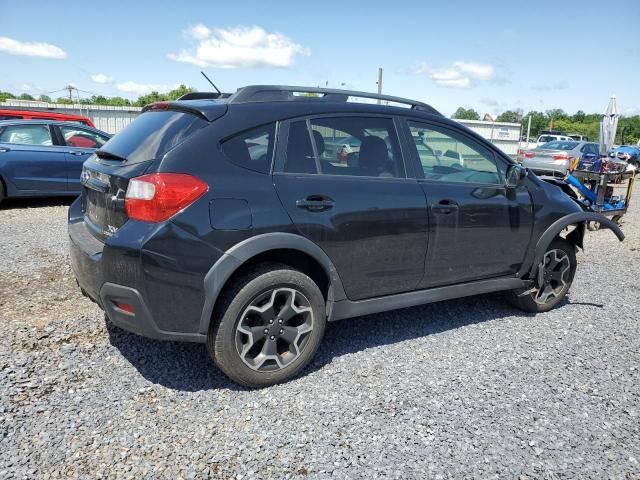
xmin=80 ymin=108 xmax=210 ymax=241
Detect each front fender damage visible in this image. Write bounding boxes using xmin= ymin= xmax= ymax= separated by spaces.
xmin=529 ymin=212 xmax=624 ymax=277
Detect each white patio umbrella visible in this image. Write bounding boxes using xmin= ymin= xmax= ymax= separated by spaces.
xmin=599 ymin=95 xmax=619 ymax=155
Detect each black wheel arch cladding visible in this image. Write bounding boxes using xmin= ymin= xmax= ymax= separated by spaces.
xmin=198 ymin=232 xmax=346 ymax=335
xmin=528 ymin=212 xmax=624 ymax=277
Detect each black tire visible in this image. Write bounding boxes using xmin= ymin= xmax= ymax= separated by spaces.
xmin=0 ymin=179 xmax=4 ymax=206
xmin=506 ymin=237 xmax=577 ymax=313
xmin=208 ymin=263 xmax=326 ymax=388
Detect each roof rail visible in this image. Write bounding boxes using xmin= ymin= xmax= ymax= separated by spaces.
xmin=226 ymin=85 xmax=441 ymax=115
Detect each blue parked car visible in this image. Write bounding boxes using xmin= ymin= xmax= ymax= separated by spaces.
xmin=0 ymin=119 xmax=111 ymax=205
xmin=610 ymin=145 xmax=640 ymax=167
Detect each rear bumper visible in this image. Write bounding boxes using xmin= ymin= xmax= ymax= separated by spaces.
xmin=99 ymin=283 xmax=205 ymax=342
xmin=523 ymin=159 xmax=568 ymax=177
xmin=68 ymin=198 xmax=206 ymax=343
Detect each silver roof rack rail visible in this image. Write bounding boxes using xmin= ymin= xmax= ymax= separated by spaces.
xmin=226 ymin=85 xmax=441 ymax=115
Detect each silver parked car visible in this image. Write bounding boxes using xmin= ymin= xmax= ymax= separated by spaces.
xmin=522 ymin=140 xmax=599 ymax=177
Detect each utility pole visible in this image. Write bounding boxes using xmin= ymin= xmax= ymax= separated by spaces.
xmin=376 ymin=68 xmax=383 ymax=103
xmin=66 ymin=84 xmax=74 ymax=103
xmin=526 ymin=115 xmax=532 ymax=143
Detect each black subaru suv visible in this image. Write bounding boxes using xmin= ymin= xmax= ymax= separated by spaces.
xmin=69 ymin=86 xmax=623 ymax=387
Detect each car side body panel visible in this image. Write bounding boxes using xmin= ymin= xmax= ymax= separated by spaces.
xmin=67 ymin=97 xmax=625 ymax=346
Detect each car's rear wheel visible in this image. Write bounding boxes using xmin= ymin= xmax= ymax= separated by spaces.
xmin=208 ymin=263 xmax=326 ymax=387
xmin=506 ymin=238 xmax=577 ymax=313
xmin=0 ymin=179 xmax=4 ymax=206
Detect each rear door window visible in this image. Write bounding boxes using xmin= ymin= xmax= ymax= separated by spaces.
xmin=98 ymin=110 xmax=207 ymax=163
xmin=0 ymin=124 xmax=53 ymax=145
xmin=60 ymin=125 xmax=109 ymax=149
xmin=281 ymin=116 xmax=405 ymax=178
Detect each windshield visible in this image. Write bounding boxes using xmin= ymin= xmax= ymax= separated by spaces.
xmin=540 ymin=141 xmax=579 ymax=151
xmin=99 ymin=110 xmax=207 ymax=164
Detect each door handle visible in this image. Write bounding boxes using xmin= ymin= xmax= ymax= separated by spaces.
xmin=0 ymin=147 xmax=10 ymax=153
xmin=296 ymin=196 xmax=334 ymax=212
xmin=68 ymin=151 xmax=88 ymax=156
xmin=432 ymin=200 xmax=459 ymax=214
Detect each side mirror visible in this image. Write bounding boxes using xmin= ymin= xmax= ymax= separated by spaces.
xmin=506 ymin=164 xmax=527 ymax=188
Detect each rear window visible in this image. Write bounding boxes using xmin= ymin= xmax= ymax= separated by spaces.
xmin=99 ymin=110 xmax=206 ymax=164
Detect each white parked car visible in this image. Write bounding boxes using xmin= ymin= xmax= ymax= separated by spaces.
xmin=535 ymin=134 xmax=572 ymax=147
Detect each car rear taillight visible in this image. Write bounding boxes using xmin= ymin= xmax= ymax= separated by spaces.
xmin=524 ymin=152 xmax=535 ymax=158
xmin=552 ymin=154 xmax=569 ymax=161
xmin=125 ymin=173 xmax=208 ymax=223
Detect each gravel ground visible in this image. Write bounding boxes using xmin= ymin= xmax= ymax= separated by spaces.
xmin=1 ymin=191 xmax=639 ymax=479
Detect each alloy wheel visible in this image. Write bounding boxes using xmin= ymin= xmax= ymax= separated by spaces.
xmin=534 ymin=249 xmax=571 ymax=305
xmin=235 ymin=288 xmax=314 ymax=372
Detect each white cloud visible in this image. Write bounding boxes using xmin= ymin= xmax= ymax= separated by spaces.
xmin=91 ymin=73 xmax=113 ymax=84
xmin=168 ymin=25 xmax=310 ymax=68
xmin=436 ymin=77 xmax=471 ymax=88
xmin=452 ymin=61 xmax=495 ymax=81
xmin=0 ymin=36 xmax=66 ymax=59
xmin=412 ymin=60 xmax=495 ymax=89
xmin=115 ymin=81 xmax=178 ymax=95
xmin=185 ymin=24 xmax=211 ymax=41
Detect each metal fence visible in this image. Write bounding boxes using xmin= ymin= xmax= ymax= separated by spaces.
xmin=454 ymin=119 xmax=521 ymax=157
xmin=0 ymin=99 xmax=142 ymax=134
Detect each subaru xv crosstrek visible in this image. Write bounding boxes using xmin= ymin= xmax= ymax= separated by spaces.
xmin=69 ymin=85 xmax=624 ymax=387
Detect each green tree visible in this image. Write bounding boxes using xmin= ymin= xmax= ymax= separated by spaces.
xmin=19 ymin=93 xmax=35 ymax=100
xmin=572 ymin=110 xmax=586 ymax=123
xmin=544 ymin=108 xmax=567 ymax=129
xmin=38 ymin=94 xmax=52 ymax=103
xmin=522 ymin=111 xmax=548 ymax=138
xmin=167 ymin=84 xmax=194 ymax=101
xmin=134 ymin=91 xmax=167 ymax=107
xmin=109 ymin=96 xmax=131 ymax=106
xmin=452 ymin=107 xmax=480 ymax=120
xmin=496 ymin=109 xmax=523 ymax=123
xmin=0 ymin=91 xmax=15 ymax=102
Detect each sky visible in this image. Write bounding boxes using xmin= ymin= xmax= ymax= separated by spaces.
xmin=1 ymin=0 xmax=639 ymax=117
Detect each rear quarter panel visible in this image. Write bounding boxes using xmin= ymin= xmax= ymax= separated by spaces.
xmin=138 ymin=121 xmax=295 ymax=333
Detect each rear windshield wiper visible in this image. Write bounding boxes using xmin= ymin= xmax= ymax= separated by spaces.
xmin=95 ymin=149 xmax=127 ymax=162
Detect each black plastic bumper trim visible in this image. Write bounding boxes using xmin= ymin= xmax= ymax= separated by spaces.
xmin=100 ymin=283 xmax=206 ymax=343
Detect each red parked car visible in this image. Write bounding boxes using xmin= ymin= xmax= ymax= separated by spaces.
xmin=0 ymin=109 xmax=95 ymax=128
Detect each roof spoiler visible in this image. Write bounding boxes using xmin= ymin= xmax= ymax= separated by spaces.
xmin=177 ymin=92 xmax=232 ymax=101
xmin=142 ymin=101 xmax=227 ymax=122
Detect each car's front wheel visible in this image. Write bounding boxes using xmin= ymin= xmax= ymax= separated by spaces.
xmin=208 ymin=263 xmax=326 ymax=387
xmin=507 ymin=237 xmax=577 ymax=313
